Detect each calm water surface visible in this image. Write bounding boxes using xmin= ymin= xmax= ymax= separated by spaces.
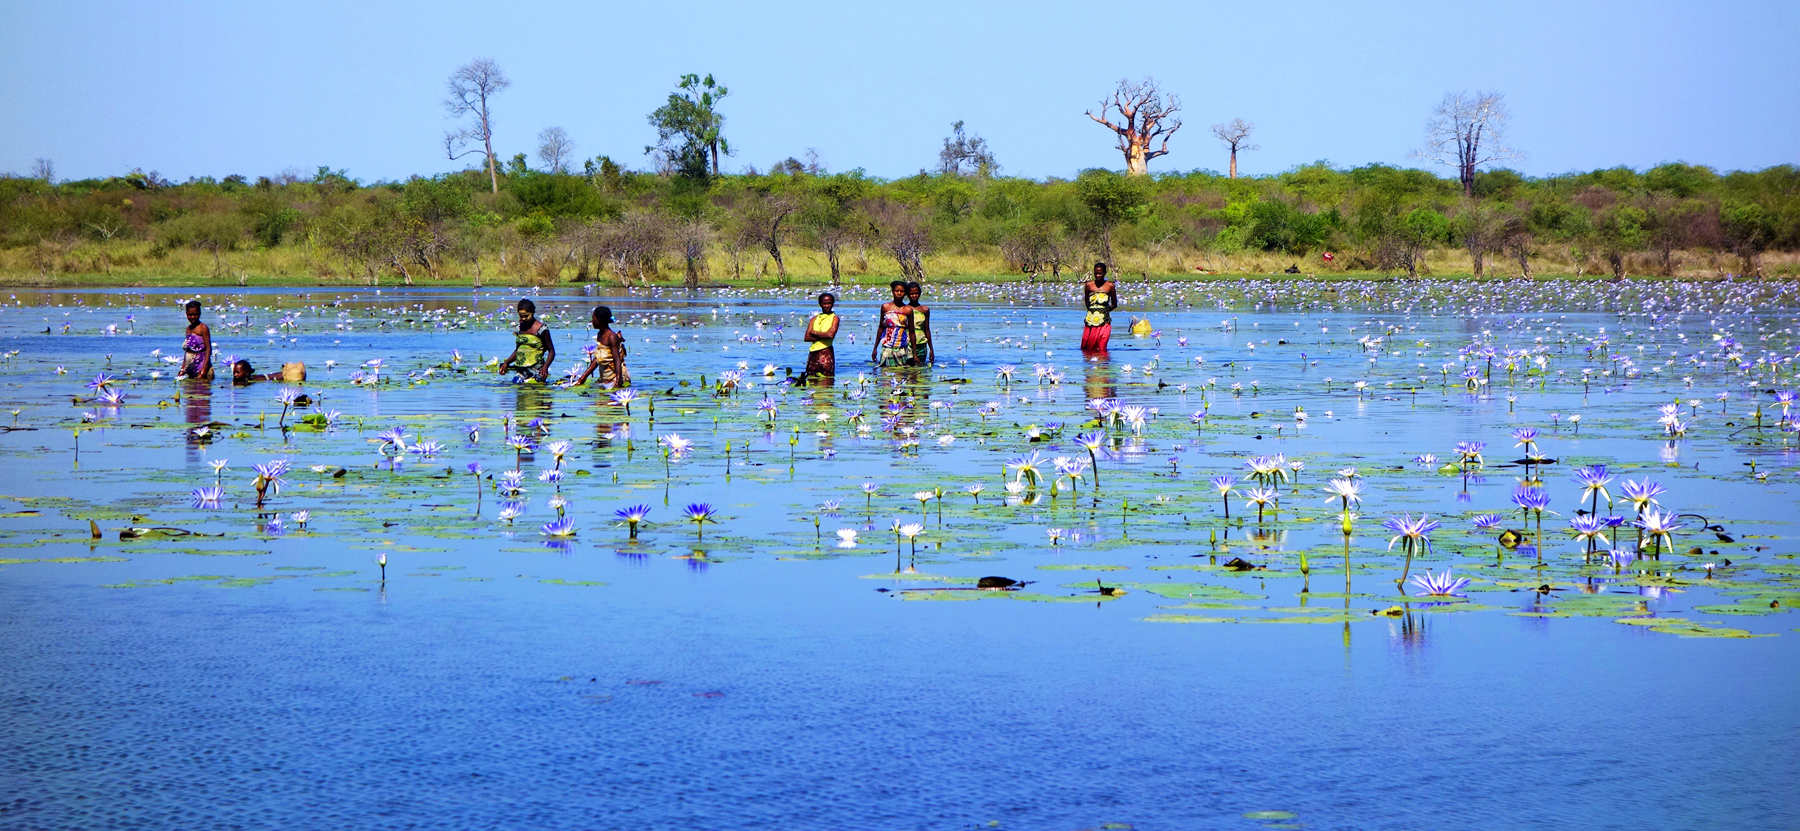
xmin=2 ymin=283 xmax=1797 ymax=830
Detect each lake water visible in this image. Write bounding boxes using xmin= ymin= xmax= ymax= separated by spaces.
xmin=2 ymin=280 xmax=1797 ymax=830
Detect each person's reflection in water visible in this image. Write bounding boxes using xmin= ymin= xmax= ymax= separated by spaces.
xmin=513 ymin=383 xmax=553 ymax=463
xmin=183 ymin=379 xmax=213 ymax=462
xmin=1084 ymin=355 xmax=1117 ymax=405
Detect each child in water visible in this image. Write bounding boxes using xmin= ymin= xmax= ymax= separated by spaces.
xmin=232 ymin=359 xmax=307 ymax=385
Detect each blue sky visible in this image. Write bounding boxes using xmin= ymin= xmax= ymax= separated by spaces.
xmin=4 ymin=0 xmax=1796 ymax=183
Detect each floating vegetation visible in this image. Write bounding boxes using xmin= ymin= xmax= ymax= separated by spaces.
xmin=5 ymin=282 xmax=1797 ymax=641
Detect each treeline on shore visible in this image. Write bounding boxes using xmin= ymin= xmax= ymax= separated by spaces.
xmin=1 ymin=159 xmax=1795 ymax=285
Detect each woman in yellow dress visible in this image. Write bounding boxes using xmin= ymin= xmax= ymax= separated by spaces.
xmin=906 ymin=281 xmax=934 ymax=366
xmin=799 ymin=292 xmax=839 ymax=385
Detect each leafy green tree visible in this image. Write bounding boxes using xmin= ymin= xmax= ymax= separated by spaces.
xmin=241 ymin=191 xmax=299 ymax=247
xmin=1244 ymin=200 xmax=1331 ymax=255
xmin=647 ymin=74 xmax=731 ymax=179
xmin=1721 ymin=201 xmax=1775 ymax=276
xmin=1376 ymin=208 xmax=1449 ymax=277
xmin=1643 ymin=163 xmax=1715 ymax=198
xmin=802 ymin=173 xmax=869 ymax=282
xmin=155 ymin=211 xmax=248 ymax=275
xmin=1595 ymin=204 xmax=1648 ymax=278
xmin=1451 ymin=200 xmax=1505 ymax=277
xmin=1075 ymin=168 xmax=1147 ymax=264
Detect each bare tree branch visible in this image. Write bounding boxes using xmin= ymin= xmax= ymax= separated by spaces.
xmin=1417 ymin=91 xmax=1520 ymax=197
xmin=537 ymin=127 xmax=574 ymax=174
xmin=1209 ymin=118 xmax=1259 ymax=178
xmin=1085 ymin=78 xmax=1182 ymax=176
xmin=444 ymin=58 xmax=510 ymax=193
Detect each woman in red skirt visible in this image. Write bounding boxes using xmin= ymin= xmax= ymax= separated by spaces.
xmin=1080 ymin=261 xmax=1118 ymax=353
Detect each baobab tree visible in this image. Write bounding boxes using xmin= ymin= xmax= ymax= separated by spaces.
xmin=444 ymin=58 xmax=510 ymax=193
xmin=1086 ymin=78 xmax=1182 ymax=176
xmin=1419 ymin=90 xmax=1518 ymax=198
xmin=537 ymin=127 xmax=574 ymax=174
xmin=1210 ymin=118 xmax=1257 ymax=178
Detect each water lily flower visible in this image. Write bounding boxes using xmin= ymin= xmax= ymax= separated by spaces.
xmin=545 ymin=439 xmax=572 ymax=468
xmin=1573 ymin=464 xmax=1612 ymax=513
xmin=1008 ymin=451 xmax=1047 ymax=488
xmin=412 ymin=440 xmax=443 ymax=459
xmin=1212 ymin=475 xmax=1236 ymax=518
xmin=896 ymin=521 xmax=923 ymax=547
xmin=1569 ymin=513 xmax=1610 ymax=561
xmin=913 ymin=490 xmax=935 ymax=505
xmin=835 ymin=528 xmax=858 ymax=548
xmin=251 ymin=459 xmax=290 ymax=500
xmin=615 ymin=504 xmax=651 ymax=537
xmin=1243 ymin=486 xmax=1279 ymax=523
xmin=1321 ymin=477 xmax=1363 ymax=507
xmin=497 ymin=502 xmax=523 ymax=524
xmin=497 ymin=469 xmax=526 ymax=496
xmin=210 ymin=458 xmax=229 ymax=479
xmin=538 ymin=469 xmax=565 ymax=488
xmin=1619 ymin=478 xmax=1665 ymax=515
xmin=377 ymin=426 xmax=408 ymax=452
xmin=1409 ymin=569 xmax=1471 ymax=597
xmin=1046 ymin=528 xmax=1064 ymax=546
xmin=540 ymin=516 xmax=577 ymax=537
xmin=1452 ymin=440 xmax=1486 ymax=469
xmin=685 ymin=502 xmax=719 ymax=538
xmin=190 ymin=485 xmax=224 ymax=510
xmin=1634 ymin=508 xmax=1682 ymax=558
xmin=1512 ymin=427 xmax=1540 ymax=457
xmin=290 ymin=510 xmax=310 ymax=529
xmin=1512 ymin=484 xmax=1555 ymax=516
xmin=659 ymin=433 xmax=693 ymax=456
xmin=965 ymin=483 xmax=984 ymax=504
xmin=1384 ymin=513 xmax=1441 ymax=584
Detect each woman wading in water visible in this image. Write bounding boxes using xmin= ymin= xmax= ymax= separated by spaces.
xmin=498 ymin=298 xmax=555 ymax=382
xmin=178 ymin=299 xmax=213 ymax=381
xmin=1080 ymin=261 xmax=1118 ymax=353
xmin=871 ymin=281 xmax=913 ymax=368
xmin=906 ymin=281 xmax=934 ymax=366
xmin=799 ymin=292 xmax=840 ymax=384
xmin=569 ymin=305 xmax=630 ymax=389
